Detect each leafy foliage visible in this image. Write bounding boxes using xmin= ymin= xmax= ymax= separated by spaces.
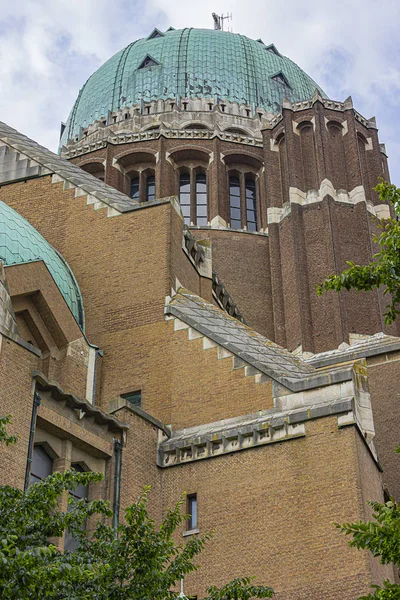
xmin=337 ymin=448 xmax=400 ymax=599
xmin=0 ymin=425 xmax=273 ymax=599
xmin=317 ymin=180 xmax=400 ymax=324
xmin=0 ymin=415 xmax=17 ymax=446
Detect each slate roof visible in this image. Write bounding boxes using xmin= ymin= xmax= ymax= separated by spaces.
xmin=166 ymin=289 xmax=353 ymax=392
xmin=0 ymin=121 xmax=169 ymax=214
xmin=307 ymin=332 xmax=400 ymax=368
xmin=0 ymin=263 xmax=18 ymax=336
xmin=0 ymin=200 xmax=84 ymax=328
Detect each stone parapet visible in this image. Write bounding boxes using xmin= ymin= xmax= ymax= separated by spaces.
xmin=158 ymin=396 xmax=367 ymax=467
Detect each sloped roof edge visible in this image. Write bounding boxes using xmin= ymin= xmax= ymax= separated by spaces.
xmin=307 ymin=332 xmax=400 ymax=368
xmin=33 ymin=371 xmax=129 ymax=432
xmin=0 ymin=120 xmax=172 ymax=215
xmin=166 ymin=289 xmax=353 ymax=392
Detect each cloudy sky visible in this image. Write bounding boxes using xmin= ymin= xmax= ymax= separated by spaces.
xmin=1 ymin=0 xmax=399 ymax=183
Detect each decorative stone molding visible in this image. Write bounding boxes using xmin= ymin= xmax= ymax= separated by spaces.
xmin=212 ymin=271 xmax=246 ymax=323
xmin=182 ymin=228 xmax=212 ymax=279
xmin=0 ymin=143 xmax=52 ymax=183
xmin=157 ymin=397 xmax=359 ymax=467
xmin=324 ymin=117 xmax=348 ymax=136
xmin=374 ymin=204 xmax=391 ymax=220
xmin=293 ymin=116 xmax=316 ymax=134
xmin=61 ymin=98 xmax=271 ymax=158
xmin=210 ymin=215 xmax=228 ymax=229
xmin=267 ymin=179 xmax=389 ymax=224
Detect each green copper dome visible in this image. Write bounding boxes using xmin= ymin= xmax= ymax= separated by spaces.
xmin=0 ymin=200 xmax=84 ymax=329
xmin=61 ymin=27 xmax=326 ymax=145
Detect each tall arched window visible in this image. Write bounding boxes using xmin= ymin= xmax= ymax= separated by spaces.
xmin=229 ymin=176 xmax=242 ymax=229
xmin=130 ymin=177 xmax=139 ymax=200
xmin=64 ymin=464 xmax=89 ymax=552
xmin=245 ymin=178 xmax=258 ymax=231
xmin=196 ymin=172 xmax=208 ymax=226
xmin=30 ymin=445 xmax=53 ymax=485
xmin=146 ymin=175 xmax=155 ymax=201
xmin=179 ymin=173 xmax=191 ymax=225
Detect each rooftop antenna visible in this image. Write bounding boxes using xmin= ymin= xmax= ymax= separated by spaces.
xmin=212 ymin=13 xmax=232 ymax=31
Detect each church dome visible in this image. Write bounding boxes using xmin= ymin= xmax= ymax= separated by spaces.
xmin=0 ymin=201 xmax=84 ymax=329
xmin=61 ymin=27 xmax=326 ymax=145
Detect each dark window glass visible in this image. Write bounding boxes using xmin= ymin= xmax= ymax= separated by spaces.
xmin=229 ymin=176 xmax=241 ymax=229
xmin=121 ymin=391 xmax=141 ymax=407
xmin=245 ymin=179 xmax=258 ymax=231
xmin=146 ymin=175 xmax=155 ymax=201
xmin=131 ymin=177 xmax=139 ymax=200
xmin=187 ymin=494 xmax=197 ymax=530
xmin=65 ymin=464 xmax=89 ymax=552
xmin=30 ymin=445 xmax=52 ymax=485
xmin=179 ymin=173 xmax=191 ymax=225
xmin=195 ymin=173 xmax=207 ymax=226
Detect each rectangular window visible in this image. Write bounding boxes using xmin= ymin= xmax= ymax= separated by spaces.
xmin=30 ymin=445 xmax=53 ymax=485
xmin=229 ymin=176 xmax=241 ymax=229
xmin=195 ymin=173 xmax=207 ymax=226
xmin=245 ymin=179 xmax=258 ymax=231
xmin=130 ymin=177 xmax=140 ymax=200
xmin=146 ymin=175 xmax=156 ymax=202
xmin=179 ymin=173 xmax=191 ymax=225
xmin=121 ymin=391 xmax=141 ymax=407
xmin=187 ymin=494 xmax=197 ymax=530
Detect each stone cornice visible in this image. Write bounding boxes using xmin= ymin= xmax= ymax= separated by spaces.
xmin=158 ymin=397 xmax=357 ymax=467
xmin=267 ymin=179 xmax=391 ymax=224
xmin=62 ymin=127 xmax=264 ymax=159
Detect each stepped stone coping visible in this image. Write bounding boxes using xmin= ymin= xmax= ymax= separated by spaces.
xmin=33 ymin=371 xmax=129 ymax=433
xmin=0 ymin=121 xmax=171 ymax=215
xmin=158 ymin=397 xmax=355 ymax=467
xmin=165 ymin=289 xmax=353 ymax=392
xmin=307 ymin=332 xmax=400 ymax=368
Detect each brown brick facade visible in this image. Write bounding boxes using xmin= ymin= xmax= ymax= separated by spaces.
xmin=0 ymin=86 xmax=399 ymax=599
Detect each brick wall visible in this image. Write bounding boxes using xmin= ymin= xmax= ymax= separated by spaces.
xmin=0 ymin=336 xmax=39 ymax=488
xmin=161 ymin=417 xmax=390 ymax=600
xmin=191 ymin=229 xmax=273 ymax=338
xmin=366 ymin=352 xmax=400 ymax=500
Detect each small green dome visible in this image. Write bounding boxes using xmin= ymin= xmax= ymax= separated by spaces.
xmin=61 ymin=27 xmax=325 ymax=145
xmin=0 ymin=201 xmax=84 ymax=329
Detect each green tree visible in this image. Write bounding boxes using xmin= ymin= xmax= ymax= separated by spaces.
xmin=317 ymin=180 xmax=400 ymax=324
xmin=337 ymin=449 xmax=400 ymax=600
xmin=0 ymin=417 xmax=274 ymax=599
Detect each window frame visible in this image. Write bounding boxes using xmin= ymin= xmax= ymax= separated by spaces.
xmin=121 ymin=390 xmax=141 ymax=408
xmin=229 ymin=174 xmax=242 ymax=230
xmin=228 ymin=171 xmax=259 ymax=231
xmin=146 ymin=174 xmax=156 ymax=202
xmin=185 ymin=493 xmax=198 ymax=533
xmin=195 ymin=170 xmax=208 ymax=226
xmin=130 ymin=175 xmax=140 ymax=201
xmin=30 ymin=444 xmax=53 ymax=485
xmin=245 ymin=176 xmax=258 ymax=231
xmin=179 ymin=170 xmax=191 ymax=225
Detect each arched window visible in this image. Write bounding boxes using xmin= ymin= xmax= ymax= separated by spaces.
xmin=146 ymin=175 xmax=155 ymax=202
xmin=64 ymin=464 xmax=89 ymax=552
xmin=130 ymin=177 xmax=139 ymax=200
xmin=30 ymin=445 xmax=53 ymax=485
xmin=196 ymin=172 xmax=208 ymax=226
xmin=229 ymin=176 xmax=242 ymax=229
xmin=245 ymin=178 xmax=258 ymax=231
xmin=179 ymin=173 xmax=191 ymax=225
